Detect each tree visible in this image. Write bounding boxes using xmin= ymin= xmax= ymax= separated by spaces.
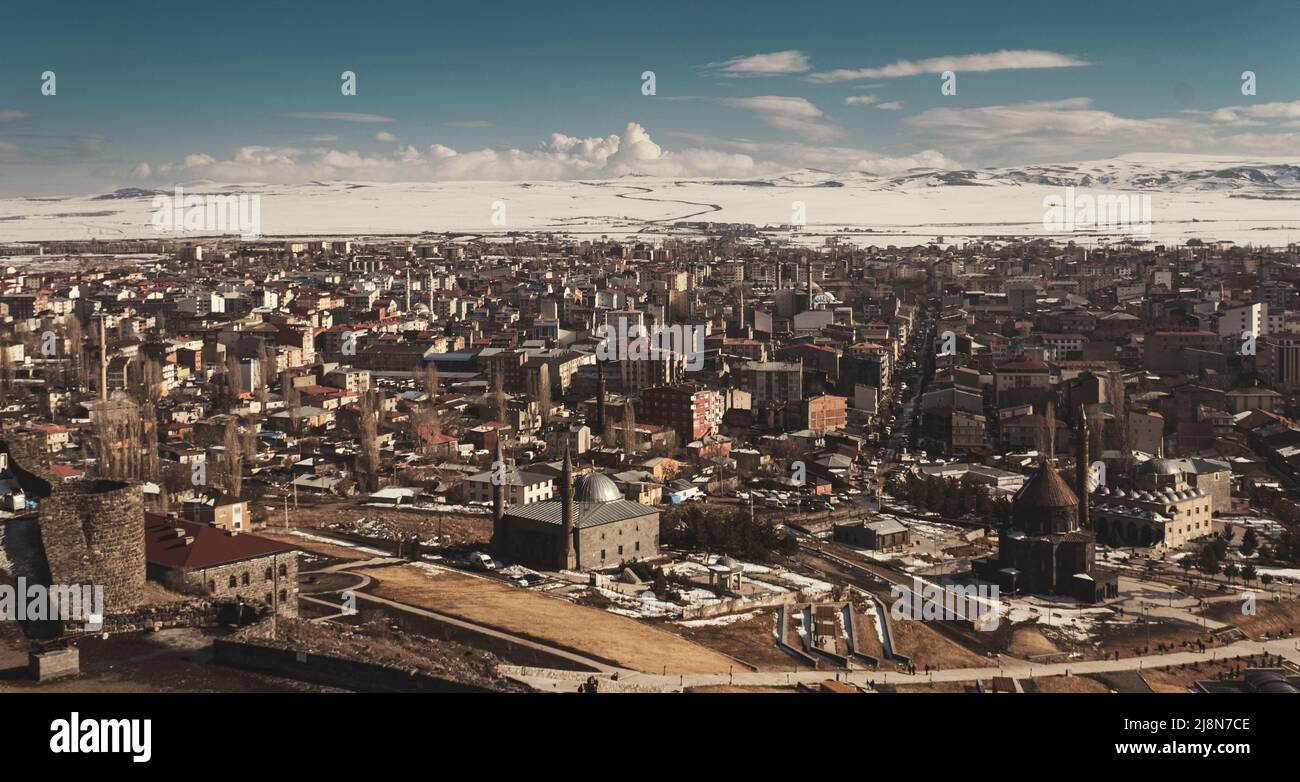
xmin=1241 ymin=527 xmax=1259 ymax=557
xmin=222 ymin=418 xmax=243 ymax=498
xmin=622 ymin=399 xmax=637 ymax=456
xmin=1241 ymin=564 xmax=1257 ymax=584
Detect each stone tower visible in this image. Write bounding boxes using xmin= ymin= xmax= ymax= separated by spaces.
xmin=1076 ymin=406 xmax=1090 ymax=531
xmin=491 ymin=435 xmax=506 ymax=555
xmin=559 ymin=442 xmax=575 ymax=570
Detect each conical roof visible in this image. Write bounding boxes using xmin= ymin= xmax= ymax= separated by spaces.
xmin=1015 ymin=461 xmax=1079 ymax=509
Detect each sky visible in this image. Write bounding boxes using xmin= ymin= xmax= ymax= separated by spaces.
xmin=1 ymin=0 xmax=1298 ymax=196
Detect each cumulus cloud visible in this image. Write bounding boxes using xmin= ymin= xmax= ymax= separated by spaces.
xmin=133 ymin=122 xmax=760 ymax=183
xmin=723 ymin=96 xmax=844 ymax=141
xmin=375 ymin=131 xmax=400 ymax=143
xmin=809 ymin=49 xmax=1088 ymax=83
xmin=707 ymin=50 xmax=811 ymax=77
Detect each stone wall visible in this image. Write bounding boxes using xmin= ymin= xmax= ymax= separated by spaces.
xmin=37 ymin=480 xmax=145 ymax=613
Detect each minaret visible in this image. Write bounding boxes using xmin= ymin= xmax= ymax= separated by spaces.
xmin=405 ymin=268 xmax=412 ymax=312
xmin=491 ymin=435 xmax=506 ymax=547
xmin=1076 ymin=406 xmax=1090 ymax=532
xmin=559 ymin=441 xmax=575 ymax=570
xmin=98 ymin=314 xmax=108 ymax=402
xmin=595 ymin=359 xmax=606 ymax=435
xmin=804 ymin=256 xmax=813 ymax=312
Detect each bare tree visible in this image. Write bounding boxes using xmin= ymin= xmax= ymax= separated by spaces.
xmin=222 ymin=418 xmax=243 ymax=498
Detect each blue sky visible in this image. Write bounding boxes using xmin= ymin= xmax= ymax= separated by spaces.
xmin=1 ymin=0 xmax=1298 ymax=195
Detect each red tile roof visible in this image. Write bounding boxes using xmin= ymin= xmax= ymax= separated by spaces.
xmin=144 ymin=513 xmax=296 ymax=571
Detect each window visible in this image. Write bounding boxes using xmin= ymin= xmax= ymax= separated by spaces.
xmin=618 ymin=545 xmax=624 ymax=556
xmin=279 ymin=589 xmax=288 ymax=602
xmin=228 ymin=575 xmax=237 ymax=588
xmin=279 ymin=563 xmax=288 ymax=577
xmin=241 ymin=572 xmax=251 ymax=586
xmin=208 ymin=580 xmax=216 ymax=592
xmin=265 ymin=567 xmax=273 ymax=581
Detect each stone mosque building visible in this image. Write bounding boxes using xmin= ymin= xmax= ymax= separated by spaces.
xmin=1089 ymin=458 xmax=1215 ymax=549
xmin=491 ymin=444 xmax=659 ymax=571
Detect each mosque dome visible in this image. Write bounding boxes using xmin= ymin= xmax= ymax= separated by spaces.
xmin=574 ymin=473 xmax=623 ymax=503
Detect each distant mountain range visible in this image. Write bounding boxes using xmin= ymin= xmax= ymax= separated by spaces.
xmin=2 ymin=154 xmax=1298 ymax=245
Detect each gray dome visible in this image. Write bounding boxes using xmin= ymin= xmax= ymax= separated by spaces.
xmin=1139 ymin=458 xmax=1182 ymax=476
xmin=574 ymin=473 xmax=622 ymax=503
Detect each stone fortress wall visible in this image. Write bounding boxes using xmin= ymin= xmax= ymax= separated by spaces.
xmin=2 ymin=433 xmax=145 ymax=613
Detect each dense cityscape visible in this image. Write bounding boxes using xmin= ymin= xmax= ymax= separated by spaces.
xmin=0 ymin=230 xmax=1298 ymax=697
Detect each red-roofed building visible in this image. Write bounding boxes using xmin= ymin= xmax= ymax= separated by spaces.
xmin=144 ymin=514 xmax=298 ymax=616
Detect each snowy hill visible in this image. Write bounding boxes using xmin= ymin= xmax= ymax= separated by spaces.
xmin=2 ymin=154 xmax=1299 ymax=246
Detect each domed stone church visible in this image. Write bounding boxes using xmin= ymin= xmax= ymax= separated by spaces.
xmin=491 ymin=446 xmax=660 ymax=572
xmin=973 ymin=414 xmax=1118 ymax=603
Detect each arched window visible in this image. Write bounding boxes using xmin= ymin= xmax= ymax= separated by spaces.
xmin=279 ymin=589 xmax=288 ymax=603
xmin=241 ymin=572 xmax=250 ymax=586
xmin=279 ymin=563 xmax=288 ymax=577
xmin=265 ymin=567 xmax=273 ymax=581
xmin=208 ymin=580 xmax=216 ymax=592
xmin=228 ymin=575 xmax=237 ymax=588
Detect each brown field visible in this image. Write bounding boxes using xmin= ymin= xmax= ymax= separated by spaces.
xmin=888 ymin=616 xmax=990 ymax=670
xmin=1204 ymin=597 xmax=1300 ymax=639
xmin=1006 ymin=626 xmax=1059 ymax=658
xmin=1031 ymin=674 xmax=1112 ymax=693
xmin=260 ymin=500 xmax=493 ymax=547
xmin=667 ymin=610 xmax=797 ymax=671
xmin=260 ymin=530 xmax=378 ymax=562
xmin=355 ymin=563 xmax=738 ymax=674
xmin=1140 ymin=660 xmax=1240 ymax=693
xmin=892 ymin=680 xmax=975 ymax=693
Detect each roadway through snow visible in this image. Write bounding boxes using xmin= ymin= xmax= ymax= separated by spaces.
xmin=579 ymin=182 xmax=722 ymax=226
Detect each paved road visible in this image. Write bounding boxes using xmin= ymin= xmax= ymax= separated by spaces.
xmin=504 ymin=635 xmax=1300 ymax=692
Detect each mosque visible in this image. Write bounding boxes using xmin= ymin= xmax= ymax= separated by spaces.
xmin=491 ymin=444 xmax=660 ymax=572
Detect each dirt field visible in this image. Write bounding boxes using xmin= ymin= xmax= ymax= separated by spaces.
xmin=1139 ymin=660 xmax=1240 ymax=693
xmin=355 ymin=563 xmax=739 ymax=674
xmin=1006 ymin=626 xmax=1059 ymax=658
xmin=888 ymin=616 xmax=990 ymax=670
xmin=259 ymin=500 xmax=493 ymax=548
xmin=1204 ymin=597 xmax=1300 ymax=639
xmin=1031 ymin=674 xmax=1112 ymax=693
xmin=667 ymin=609 xmax=796 ymax=671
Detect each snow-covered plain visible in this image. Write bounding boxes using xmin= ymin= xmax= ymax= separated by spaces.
xmin=4 ymin=154 xmax=1300 ymax=246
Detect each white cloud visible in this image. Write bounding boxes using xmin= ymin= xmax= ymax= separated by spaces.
xmin=809 ymin=49 xmax=1088 ymax=83
xmin=134 ymin=123 xmax=760 ymax=183
xmin=877 ymin=101 xmax=904 ymax=111
xmin=665 ymin=130 xmax=961 ymax=174
xmin=723 ymin=96 xmax=844 ymax=141
xmin=1209 ymin=100 xmax=1300 ymax=123
xmin=904 ymin=98 xmax=1195 ymax=162
xmin=276 ymin=112 xmax=395 ymax=123
xmin=708 ymin=50 xmax=810 ymax=77
xmin=375 ymin=131 xmax=400 ymax=143
xmin=844 ymin=95 xmax=880 ymax=106
xmin=442 ymin=120 xmax=493 ymax=128
xmin=0 ymin=111 xmax=30 ymax=123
